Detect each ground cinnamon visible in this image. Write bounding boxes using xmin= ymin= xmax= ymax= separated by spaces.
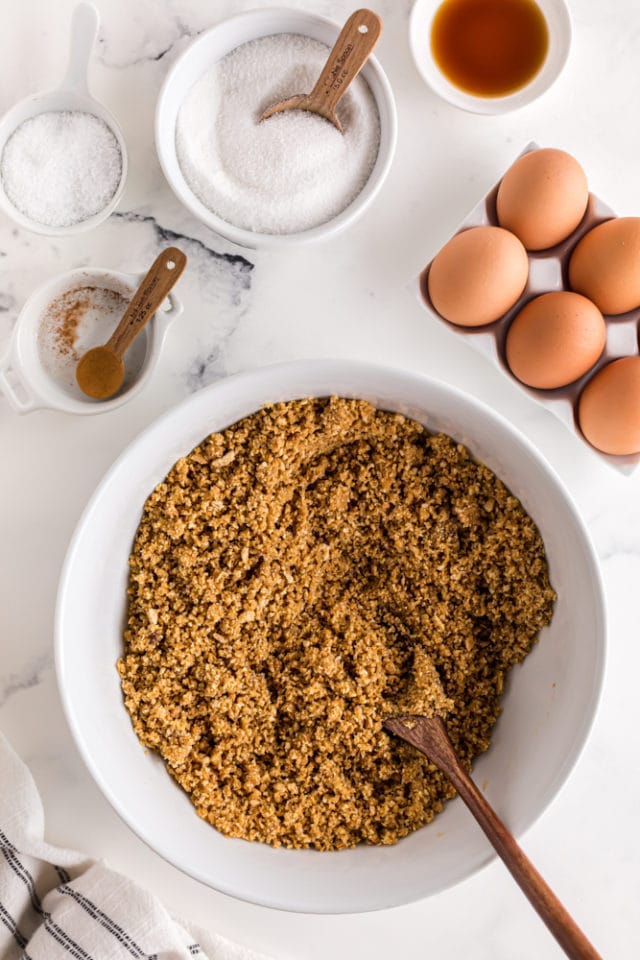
xmin=38 ymin=284 xmax=130 ymax=392
xmin=43 ymin=287 xmax=91 ymax=360
xmin=40 ymin=286 xmax=127 ymax=362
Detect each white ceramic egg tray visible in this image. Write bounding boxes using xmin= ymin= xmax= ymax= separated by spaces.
xmin=418 ymin=144 xmax=640 ymax=474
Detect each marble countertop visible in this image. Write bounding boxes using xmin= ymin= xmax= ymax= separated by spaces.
xmin=1 ymin=1 xmax=638 ymax=957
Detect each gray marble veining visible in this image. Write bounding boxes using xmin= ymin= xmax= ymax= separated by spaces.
xmin=0 ymin=652 xmax=52 ymax=710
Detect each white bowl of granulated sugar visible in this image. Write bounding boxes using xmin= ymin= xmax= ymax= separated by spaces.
xmin=155 ymin=8 xmax=397 ymax=249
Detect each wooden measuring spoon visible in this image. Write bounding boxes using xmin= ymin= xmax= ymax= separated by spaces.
xmin=76 ymin=247 xmax=187 ymax=400
xmin=259 ymin=9 xmax=382 ymax=132
xmin=384 ymin=715 xmax=602 ymax=960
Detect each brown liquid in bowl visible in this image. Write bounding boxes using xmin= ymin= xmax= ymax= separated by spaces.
xmin=431 ymin=0 xmax=549 ymax=98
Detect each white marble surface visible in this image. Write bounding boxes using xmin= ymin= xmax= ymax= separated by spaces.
xmin=0 ymin=1 xmax=638 ymax=957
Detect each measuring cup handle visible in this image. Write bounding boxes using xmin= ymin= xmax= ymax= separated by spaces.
xmin=151 ymin=292 xmax=184 ymax=356
xmin=0 ymin=356 xmax=39 ymax=414
xmin=161 ymin=291 xmax=183 ymax=319
xmin=60 ymin=2 xmax=100 ymax=95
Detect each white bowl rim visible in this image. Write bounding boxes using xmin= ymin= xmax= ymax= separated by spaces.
xmin=54 ymin=359 xmax=606 ymax=912
xmin=154 ymin=7 xmax=397 ymax=248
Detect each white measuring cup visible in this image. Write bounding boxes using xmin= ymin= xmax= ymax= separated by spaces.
xmin=0 ymin=2 xmax=128 ymax=235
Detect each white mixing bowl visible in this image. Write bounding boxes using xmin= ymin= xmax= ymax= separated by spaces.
xmin=55 ymin=360 xmax=605 ymax=913
xmin=155 ymin=8 xmax=397 ymax=249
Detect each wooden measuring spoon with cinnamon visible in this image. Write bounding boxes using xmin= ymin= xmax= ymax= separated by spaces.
xmin=76 ymin=247 xmax=187 ymax=400
xmin=384 ymin=713 xmax=602 ymax=960
xmin=260 ymin=9 xmax=382 ymax=132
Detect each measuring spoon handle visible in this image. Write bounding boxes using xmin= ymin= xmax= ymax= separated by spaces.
xmin=307 ymin=9 xmax=382 ymax=118
xmin=107 ymin=248 xmax=187 ymax=359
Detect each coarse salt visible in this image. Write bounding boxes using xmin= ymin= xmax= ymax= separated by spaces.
xmin=176 ymin=34 xmax=381 ymax=235
xmin=1 ymin=110 xmax=122 ymax=228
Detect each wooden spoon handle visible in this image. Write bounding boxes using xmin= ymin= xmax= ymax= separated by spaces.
xmin=410 ymin=721 xmax=602 ymax=960
xmin=107 ymin=247 xmax=187 ymax=359
xmin=306 ymin=9 xmax=382 ymax=117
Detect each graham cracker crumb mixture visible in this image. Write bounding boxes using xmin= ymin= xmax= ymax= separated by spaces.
xmin=118 ymin=398 xmax=555 ymax=850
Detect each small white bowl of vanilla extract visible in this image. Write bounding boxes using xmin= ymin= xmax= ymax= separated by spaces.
xmin=409 ymin=0 xmax=571 ymax=114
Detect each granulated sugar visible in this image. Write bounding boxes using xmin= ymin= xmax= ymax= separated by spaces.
xmin=176 ymin=34 xmax=381 ymax=235
xmin=1 ymin=111 xmax=122 ymax=228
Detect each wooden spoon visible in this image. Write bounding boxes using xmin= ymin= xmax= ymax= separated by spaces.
xmin=384 ymin=715 xmax=602 ymax=960
xmin=76 ymin=247 xmax=187 ymax=400
xmin=259 ymin=9 xmax=382 ymax=132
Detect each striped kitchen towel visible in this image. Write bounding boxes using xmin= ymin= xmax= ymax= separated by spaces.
xmin=0 ymin=733 xmax=271 ymax=960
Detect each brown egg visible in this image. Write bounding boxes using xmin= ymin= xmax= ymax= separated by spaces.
xmin=569 ymin=217 xmax=640 ymax=315
xmin=427 ymin=226 xmax=528 ymax=327
xmin=578 ymin=357 xmax=640 ymax=455
xmin=505 ymin=292 xmax=606 ymax=389
xmin=496 ymin=149 xmax=589 ymax=251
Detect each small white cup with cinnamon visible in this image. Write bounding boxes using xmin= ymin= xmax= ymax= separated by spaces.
xmin=0 ymin=268 xmax=182 ymax=415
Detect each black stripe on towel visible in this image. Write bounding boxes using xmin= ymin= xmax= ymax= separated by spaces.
xmin=0 ymin=896 xmax=28 ymax=947
xmin=0 ymin=829 xmax=95 ymax=960
xmin=0 ymin=839 xmax=42 ymax=914
xmin=2 ymin=828 xmax=159 ymax=960
xmin=59 ymin=885 xmax=155 ymax=960
xmin=54 ymin=863 xmax=71 ymax=885
xmin=43 ymin=915 xmax=92 ymax=960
